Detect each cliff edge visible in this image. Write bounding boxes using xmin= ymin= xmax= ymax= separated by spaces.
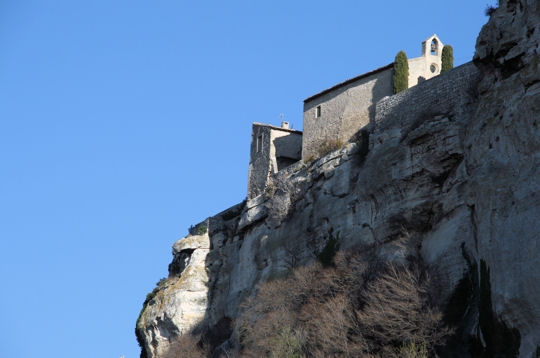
xmin=136 ymin=1 xmax=540 ymax=357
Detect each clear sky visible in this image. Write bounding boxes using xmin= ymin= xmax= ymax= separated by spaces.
xmin=0 ymin=1 xmax=493 ymax=357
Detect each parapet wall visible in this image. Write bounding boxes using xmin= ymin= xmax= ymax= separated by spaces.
xmin=375 ymin=62 xmax=481 ymax=130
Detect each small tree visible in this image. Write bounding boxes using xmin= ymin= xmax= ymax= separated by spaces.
xmin=316 ymin=232 xmax=340 ymax=267
xmin=441 ymin=45 xmax=454 ymax=73
xmin=393 ymin=51 xmax=409 ymax=94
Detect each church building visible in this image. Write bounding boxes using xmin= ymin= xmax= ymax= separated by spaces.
xmin=247 ymin=35 xmax=446 ymax=199
xmin=302 ymin=35 xmax=444 ymax=161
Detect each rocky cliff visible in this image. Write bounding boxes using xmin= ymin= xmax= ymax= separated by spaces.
xmin=136 ymin=1 xmax=540 ymax=357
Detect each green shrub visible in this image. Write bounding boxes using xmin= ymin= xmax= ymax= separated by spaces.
xmin=316 ymin=232 xmax=340 ymax=267
xmin=393 ymin=51 xmax=409 ymax=94
xmin=269 ymin=327 xmax=304 ymax=358
xmin=136 ymin=278 xmax=168 ymax=358
xmin=441 ymin=45 xmax=454 ymax=73
xmin=399 ymin=340 xmax=428 ymax=358
xmin=197 ymin=224 xmax=207 ymax=235
xmin=189 ymin=223 xmax=208 ymax=236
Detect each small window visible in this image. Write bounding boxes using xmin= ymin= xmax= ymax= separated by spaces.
xmin=315 ymin=105 xmax=322 ymax=118
xmin=256 ymin=134 xmax=263 ymax=152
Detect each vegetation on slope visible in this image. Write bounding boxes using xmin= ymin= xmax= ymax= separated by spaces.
xmin=238 ymin=250 xmax=449 ymax=358
xmin=136 ymin=278 xmax=169 ymax=358
xmin=164 ymin=239 xmax=451 ymax=358
xmin=152 ymin=240 xmax=525 ymax=358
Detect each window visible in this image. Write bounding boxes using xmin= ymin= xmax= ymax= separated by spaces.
xmin=256 ymin=134 xmax=263 ymax=152
xmin=316 ymin=105 xmax=322 ymax=118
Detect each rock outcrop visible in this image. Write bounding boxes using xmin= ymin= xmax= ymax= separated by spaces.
xmin=467 ymin=0 xmax=540 ymax=354
xmin=136 ymin=233 xmax=211 ymax=358
xmin=136 ymin=1 xmax=540 ymax=356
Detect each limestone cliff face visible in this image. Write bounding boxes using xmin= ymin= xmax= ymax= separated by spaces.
xmin=136 ymin=233 xmax=211 ymax=358
xmin=467 ymin=0 xmax=540 ymax=354
xmin=136 ymin=1 xmax=540 ymax=356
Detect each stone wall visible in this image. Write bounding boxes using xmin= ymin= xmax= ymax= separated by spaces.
xmin=247 ymin=123 xmax=302 ymax=199
xmin=375 ymin=61 xmax=481 ymax=131
xmin=302 ymin=65 xmax=393 ymax=161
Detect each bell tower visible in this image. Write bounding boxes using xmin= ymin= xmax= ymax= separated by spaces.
xmin=422 ymin=34 xmax=443 ymax=57
xmin=408 ymin=34 xmax=444 ymax=87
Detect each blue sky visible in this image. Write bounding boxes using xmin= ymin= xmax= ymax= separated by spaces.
xmin=0 ymin=1 xmax=492 ymax=357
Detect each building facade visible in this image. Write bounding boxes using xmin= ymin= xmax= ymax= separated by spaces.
xmin=302 ymin=35 xmax=444 ymax=161
xmin=247 ymin=122 xmax=302 ymax=199
xmin=302 ymin=64 xmax=394 ymax=161
xmin=248 ymin=35 xmax=446 ymax=198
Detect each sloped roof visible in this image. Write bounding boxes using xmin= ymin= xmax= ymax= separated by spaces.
xmin=304 ymin=63 xmax=393 ymax=103
xmin=252 ymin=122 xmax=302 ymax=134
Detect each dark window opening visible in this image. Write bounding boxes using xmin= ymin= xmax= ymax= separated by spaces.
xmin=256 ymin=134 xmax=263 ymax=152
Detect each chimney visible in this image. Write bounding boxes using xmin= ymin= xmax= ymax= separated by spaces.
xmin=281 ymin=121 xmax=290 ymax=129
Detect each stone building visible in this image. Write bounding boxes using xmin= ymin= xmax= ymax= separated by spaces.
xmin=302 ymin=64 xmax=394 ymax=161
xmin=247 ymin=122 xmax=302 ymax=199
xmin=302 ymin=35 xmax=444 ymax=161
xmin=248 ymin=35 xmax=445 ymax=197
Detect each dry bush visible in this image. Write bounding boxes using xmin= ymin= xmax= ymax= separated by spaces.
xmin=238 ymin=251 xmax=367 ymax=357
xmin=163 ymin=333 xmax=206 ymax=358
xmin=301 ymin=293 xmax=367 ymax=357
xmin=238 ymin=278 xmax=304 ymax=357
xmin=318 ymin=138 xmax=344 ymax=157
xmin=356 ymin=263 xmax=450 ymax=357
xmin=237 ymin=249 xmax=450 ymax=357
xmin=239 ymin=305 xmax=304 ymax=358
